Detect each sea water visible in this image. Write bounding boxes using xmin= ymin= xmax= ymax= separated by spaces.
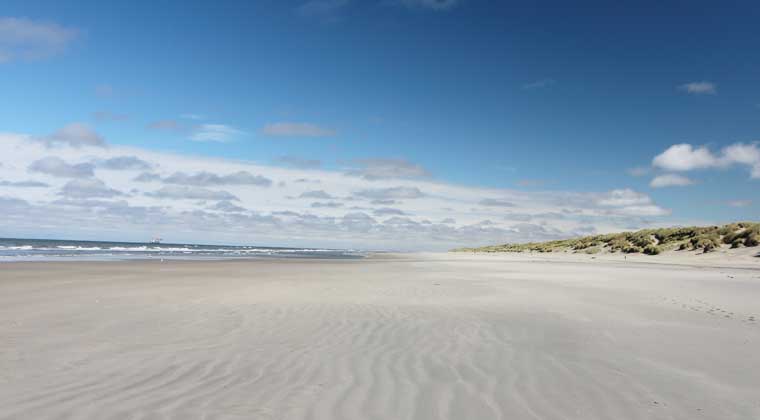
xmin=0 ymin=238 xmax=364 ymax=261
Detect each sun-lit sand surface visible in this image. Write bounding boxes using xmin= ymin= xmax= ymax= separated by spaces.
xmin=1 ymin=252 xmax=759 ymax=419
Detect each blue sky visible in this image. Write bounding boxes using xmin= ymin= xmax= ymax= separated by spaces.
xmin=0 ymin=0 xmax=759 ymax=249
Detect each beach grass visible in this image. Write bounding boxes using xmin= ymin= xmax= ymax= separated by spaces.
xmin=453 ymin=221 xmax=760 ymax=255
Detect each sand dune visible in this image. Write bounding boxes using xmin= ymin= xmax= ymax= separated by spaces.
xmin=1 ymin=254 xmax=759 ymax=419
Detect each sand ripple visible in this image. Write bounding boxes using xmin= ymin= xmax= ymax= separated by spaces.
xmin=1 ymin=257 xmax=759 ymax=419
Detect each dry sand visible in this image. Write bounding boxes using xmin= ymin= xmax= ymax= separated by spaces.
xmin=1 ymin=252 xmax=759 ymax=419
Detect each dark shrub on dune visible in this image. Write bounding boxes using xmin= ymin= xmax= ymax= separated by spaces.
xmin=643 ymin=245 xmax=661 ymax=255
xmin=690 ymin=234 xmax=722 ymax=252
xmin=623 ymin=245 xmax=642 ymax=254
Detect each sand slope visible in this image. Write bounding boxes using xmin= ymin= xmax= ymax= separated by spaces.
xmin=1 ymin=254 xmax=759 ymax=419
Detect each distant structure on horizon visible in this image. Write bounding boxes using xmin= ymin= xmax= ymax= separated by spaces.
xmin=149 ymin=237 xmax=163 ymax=244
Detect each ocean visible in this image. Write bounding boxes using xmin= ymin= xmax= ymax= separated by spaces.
xmin=0 ymin=238 xmax=365 ymax=262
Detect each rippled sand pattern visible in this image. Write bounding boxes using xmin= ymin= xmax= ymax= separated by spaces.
xmin=1 ymin=255 xmax=759 ymax=419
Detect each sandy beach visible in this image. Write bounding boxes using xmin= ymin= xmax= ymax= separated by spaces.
xmin=1 ymin=253 xmax=759 ymax=419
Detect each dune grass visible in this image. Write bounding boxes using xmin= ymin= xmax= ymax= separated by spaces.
xmin=454 ymin=222 xmax=760 ymax=255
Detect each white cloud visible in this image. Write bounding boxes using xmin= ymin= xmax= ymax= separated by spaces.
xmin=650 ymin=174 xmax=694 ymax=188
xmin=596 ymin=189 xmax=651 ymax=207
xmin=373 ymin=207 xmax=406 ymax=216
xmin=652 ymin=144 xmax=717 ymax=171
xmin=354 ymin=186 xmax=425 ymax=200
xmin=370 ymin=199 xmax=396 ymax=205
xmin=28 ymin=157 xmax=94 ymax=178
xmin=678 ymin=81 xmax=717 ymax=95
xmin=345 ymin=158 xmax=430 ymax=180
xmin=722 ymin=143 xmax=760 ymax=167
xmin=0 ymin=17 xmax=78 ymax=63
xmin=98 ymin=156 xmax=153 ymax=171
xmin=594 ymin=189 xmax=670 ymax=216
xmin=0 ymin=180 xmax=48 ymax=188
xmin=506 ymin=222 xmax=563 ymax=241
xmin=38 ymin=123 xmax=106 ymax=148
xmin=311 ymin=201 xmax=343 ymax=208
xmin=652 ymin=142 xmax=760 ymax=179
xmin=190 ymin=124 xmax=244 ymax=142
xmin=479 ymin=198 xmax=515 ymax=207
xmin=262 ymin=122 xmax=336 ymax=137
xmin=133 ymin=172 xmax=162 ymax=182
xmin=145 ymin=186 xmax=239 ymax=201
xmin=0 ymin=196 xmax=31 ymax=211
xmin=210 ymin=200 xmax=247 ymax=213
xmin=727 ymin=200 xmax=751 ymax=208
xmin=605 ymin=204 xmax=670 ymax=217
xmin=60 ymin=178 xmax=123 ymax=199
xmin=299 ymin=190 xmax=334 ymax=199
xmin=163 ymin=171 xmax=272 ymax=187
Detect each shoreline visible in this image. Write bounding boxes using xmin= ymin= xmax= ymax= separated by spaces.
xmin=2 ymin=248 xmax=758 ymax=271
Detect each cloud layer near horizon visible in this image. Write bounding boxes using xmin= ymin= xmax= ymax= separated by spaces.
xmin=0 ymin=126 xmax=673 ymax=250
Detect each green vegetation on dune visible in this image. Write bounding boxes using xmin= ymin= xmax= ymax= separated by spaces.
xmin=454 ymin=222 xmax=760 ymax=255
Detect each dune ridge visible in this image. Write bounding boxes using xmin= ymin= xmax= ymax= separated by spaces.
xmin=454 ymin=221 xmax=760 ymax=255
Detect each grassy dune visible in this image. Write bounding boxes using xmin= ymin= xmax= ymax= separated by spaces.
xmin=454 ymin=222 xmax=760 ymax=255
